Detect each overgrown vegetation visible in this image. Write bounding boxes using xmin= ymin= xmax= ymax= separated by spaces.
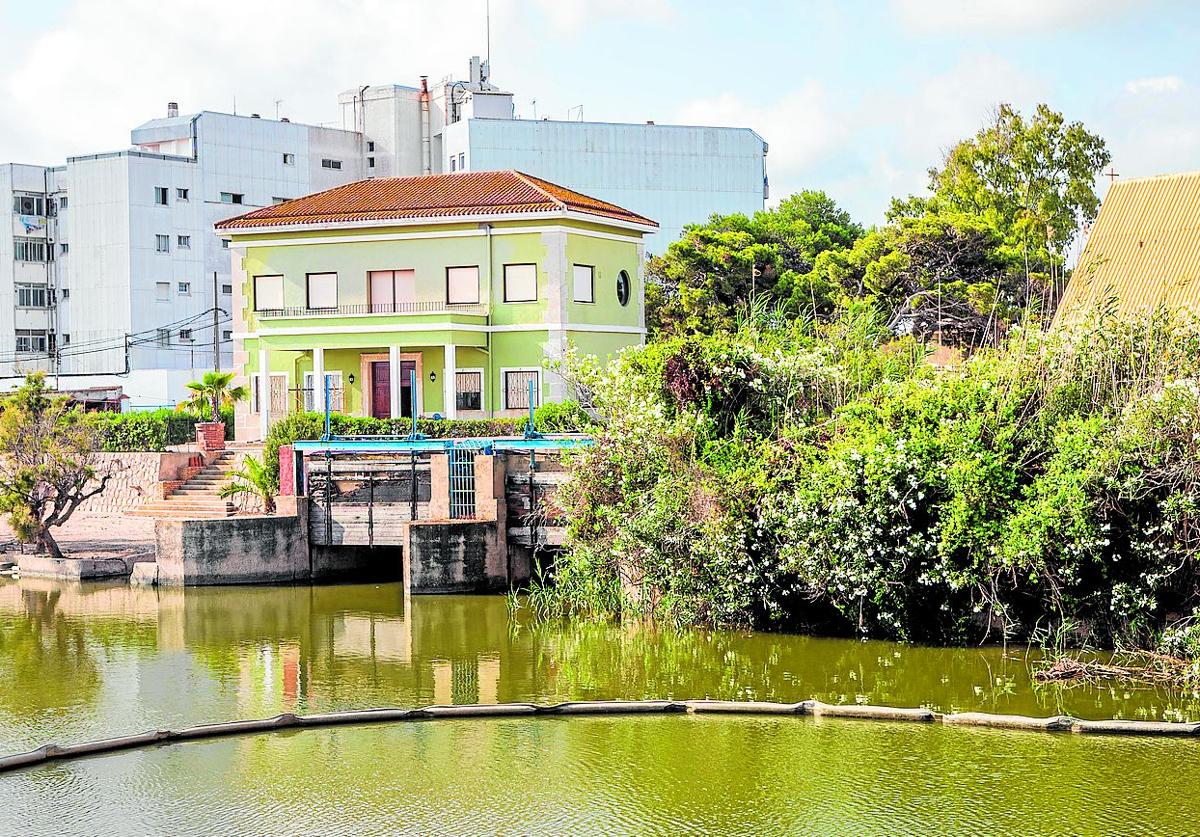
xmin=648 ymin=103 xmax=1110 ymax=345
xmin=534 ymin=304 xmax=1200 ymax=657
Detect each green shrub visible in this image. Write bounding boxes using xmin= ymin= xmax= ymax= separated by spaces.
xmin=534 ymin=400 xmax=591 ymax=433
xmin=85 ymin=406 xmax=234 ymax=452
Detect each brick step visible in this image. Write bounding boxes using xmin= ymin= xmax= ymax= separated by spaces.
xmin=135 ymin=502 xmax=235 ymax=512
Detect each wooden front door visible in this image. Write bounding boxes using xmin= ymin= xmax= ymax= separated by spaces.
xmin=398 ymin=360 xmax=417 ymax=418
xmin=371 ymin=361 xmax=391 ymax=418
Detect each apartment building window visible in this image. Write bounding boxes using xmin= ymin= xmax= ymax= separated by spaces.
xmin=306 ymin=272 xmax=338 ymax=310
xmin=16 ymin=284 xmax=49 ymax=308
xmin=46 ymin=199 xmax=57 ymax=217
xmin=221 ymin=283 xmax=233 ymax=295
xmin=367 ymin=157 xmax=375 ymax=168
xmin=321 ymin=159 xmax=342 ymax=170
xmin=58 ymin=196 xmax=68 ymax=210
xmin=272 ymin=197 xmax=287 ymax=205
xmin=14 ymin=238 xmax=49 ymax=262
xmin=178 ymin=281 xmax=191 ymax=295
xmin=222 ymin=330 xmax=232 ymax=341
xmin=221 ymin=239 xmax=230 ymax=249
xmin=503 ymin=263 xmax=537 ymax=302
xmin=155 ymin=234 xmax=170 ymax=252
xmin=450 ymin=157 xmax=457 ymax=173
xmin=367 ymin=141 xmax=375 ymax=152
xmin=16 ymin=284 xmax=48 ymax=308
xmin=369 ymin=269 xmax=415 ymax=312
xmin=446 ymin=266 xmax=480 ymax=305
xmin=458 ymin=152 xmax=465 ymax=170
xmin=61 ymin=288 xmax=69 ymax=299
xmin=178 ymin=235 xmax=191 ymax=249
xmin=176 ymin=188 xmax=189 ymax=201
xmin=156 ymin=328 xmax=170 ymax=346
xmin=503 ymin=370 xmax=540 ymax=410
xmin=156 ymin=282 xmax=170 ymax=301
xmin=15 ymin=329 xmax=48 ymax=354
xmin=282 ymin=153 xmax=295 ymax=166
xmin=455 ymin=371 xmax=482 ymax=411
xmin=62 ymin=334 xmax=70 ymax=345
xmin=573 ymin=264 xmax=594 ymax=303
xmin=179 ymin=329 xmax=193 ymax=341
xmin=254 ymin=275 xmax=284 ymax=311
xmin=220 ymin=192 xmax=244 ymax=204
xmin=12 ymin=194 xmax=45 ymax=215
xmin=616 ymin=269 xmax=631 ymax=306
xmin=154 ymin=186 xmax=169 ymax=205
xmin=59 ymin=243 xmax=69 ymax=255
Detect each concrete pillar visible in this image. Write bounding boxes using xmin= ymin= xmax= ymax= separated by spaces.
xmin=258 ymin=346 xmax=270 ymax=440
xmin=429 ymin=453 xmax=450 ymax=519
xmin=443 ymin=343 xmax=457 ymax=419
xmin=312 ymin=347 xmax=325 ymax=413
xmin=388 ymin=345 xmax=401 ymax=419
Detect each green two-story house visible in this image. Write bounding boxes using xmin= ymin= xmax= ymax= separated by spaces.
xmin=215 ymin=170 xmax=656 ymax=440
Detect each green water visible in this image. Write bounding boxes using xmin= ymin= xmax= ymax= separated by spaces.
xmin=2 ymin=579 xmax=1199 ymax=835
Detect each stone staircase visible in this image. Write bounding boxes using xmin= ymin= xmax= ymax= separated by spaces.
xmin=131 ymin=451 xmax=240 ymax=519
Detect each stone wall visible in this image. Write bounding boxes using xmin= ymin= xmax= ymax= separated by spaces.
xmin=81 ymin=452 xmax=199 ymax=513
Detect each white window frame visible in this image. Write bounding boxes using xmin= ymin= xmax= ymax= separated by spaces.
xmin=220 ymin=192 xmax=244 ymax=204
xmin=177 ymin=235 xmax=191 ymax=249
xmin=176 ymin=188 xmax=189 ymax=201
xmin=178 ymin=281 xmax=191 ymax=295
xmin=155 ymin=234 xmax=170 ymax=253
xmin=503 ymin=263 xmax=538 ymax=303
xmin=454 ymin=367 xmax=485 ymax=413
xmin=321 ymin=159 xmax=342 ymax=170
xmin=155 ymin=282 xmax=171 ymax=302
xmin=250 ymin=372 xmax=288 ymax=414
xmin=14 ymin=238 xmax=49 ymax=262
xmin=446 ymin=265 xmax=480 ymax=305
xmin=15 ymin=329 xmax=48 ymax=354
xmin=458 ymin=152 xmax=465 ymax=170
xmin=303 ymin=370 xmax=344 ymax=412
xmin=254 ymin=275 xmax=285 ymax=311
xmin=573 ymin=264 xmax=595 ymax=303
xmin=16 ymin=284 xmax=48 ymax=309
xmin=283 ymin=153 xmax=295 ymax=166
xmin=306 ymin=272 xmax=338 ymax=310
xmin=154 ymin=186 xmax=168 ymax=206
xmin=501 ymin=367 xmax=542 ymax=411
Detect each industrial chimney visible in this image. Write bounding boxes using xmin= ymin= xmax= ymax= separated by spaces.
xmin=167 ymin=102 xmax=179 ymax=118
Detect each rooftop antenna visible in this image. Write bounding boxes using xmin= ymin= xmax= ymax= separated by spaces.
xmin=232 ymin=94 xmax=237 ymax=116
xmin=274 ymin=98 xmax=284 ymax=120
xmin=486 ymin=0 xmax=491 ymax=73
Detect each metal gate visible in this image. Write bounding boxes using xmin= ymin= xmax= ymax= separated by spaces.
xmin=448 ymin=446 xmax=477 ymax=519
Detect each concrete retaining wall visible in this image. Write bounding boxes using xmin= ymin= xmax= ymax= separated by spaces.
xmin=154 ymin=507 xmax=310 ymax=585
xmin=404 ymin=520 xmax=507 ymax=593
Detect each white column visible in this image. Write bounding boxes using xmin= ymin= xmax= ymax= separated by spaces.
xmin=388 ymin=345 xmax=401 ymax=419
xmin=443 ymin=343 xmax=457 ymax=419
xmin=258 ymin=346 xmax=270 ymax=440
xmin=312 ymin=347 xmax=325 ymax=413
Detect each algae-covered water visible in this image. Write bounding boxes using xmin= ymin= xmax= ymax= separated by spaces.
xmin=2 ymin=580 xmax=1199 ymax=835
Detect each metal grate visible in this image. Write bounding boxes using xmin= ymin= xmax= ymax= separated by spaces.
xmin=448 ymin=444 xmax=484 ymax=520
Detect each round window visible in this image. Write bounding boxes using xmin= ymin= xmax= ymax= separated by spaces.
xmin=616 ymin=270 xmax=631 ymax=307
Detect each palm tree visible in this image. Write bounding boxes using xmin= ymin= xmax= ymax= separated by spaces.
xmin=179 ymin=371 xmax=248 ymax=422
xmin=218 ymin=454 xmax=277 ymax=514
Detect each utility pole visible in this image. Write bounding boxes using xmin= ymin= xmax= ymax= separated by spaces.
xmin=213 ymin=271 xmax=220 ymax=372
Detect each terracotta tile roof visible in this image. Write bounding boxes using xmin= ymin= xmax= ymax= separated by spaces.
xmin=1056 ymin=171 xmax=1200 ymax=326
xmin=215 ymin=170 xmax=657 ymax=231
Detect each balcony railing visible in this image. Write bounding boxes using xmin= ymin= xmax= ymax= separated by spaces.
xmin=255 ymin=301 xmax=488 ymax=319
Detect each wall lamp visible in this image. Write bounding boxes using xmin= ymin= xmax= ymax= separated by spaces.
xmin=429 ymin=371 xmax=438 ymax=383
xmin=347 ymin=373 xmax=356 ymax=385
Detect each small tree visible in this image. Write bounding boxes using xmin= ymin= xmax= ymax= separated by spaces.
xmin=179 ymin=371 xmax=248 ymax=422
xmin=0 ymin=374 xmax=115 ymax=559
xmin=218 ymin=454 xmax=277 ymax=514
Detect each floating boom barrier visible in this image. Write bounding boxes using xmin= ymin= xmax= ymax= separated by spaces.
xmin=4 ymin=699 xmax=1199 ymax=774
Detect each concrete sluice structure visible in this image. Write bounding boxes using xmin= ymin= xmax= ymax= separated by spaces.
xmin=153 ymin=439 xmax=572 ymax=591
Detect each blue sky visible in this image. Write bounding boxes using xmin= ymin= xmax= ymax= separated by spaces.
xmin=2 ymin=0 xmax=1198 ymax=235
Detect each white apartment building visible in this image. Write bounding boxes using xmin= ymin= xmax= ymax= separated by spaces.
xmin=339 ymin=57 xmax=769 ymax=252
xmin=3 ymin=57 xmax=765 ymax=406
xmin=1 ymin=110 xmax=363 ymax=405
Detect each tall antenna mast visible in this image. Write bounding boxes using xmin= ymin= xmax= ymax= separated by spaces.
xmin=486 ymin=0 xmax=491 ymax=70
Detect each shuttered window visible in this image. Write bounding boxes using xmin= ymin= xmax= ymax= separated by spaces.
xmin=503 ymin=263 xmax=537 ymax=302
xmin=306 ymin=273 xmax=338 ymax=310
xmin=254 ymin=275 xmax=284 ymax=311
xmin=447 ymin=266 xmax=480 ymax=304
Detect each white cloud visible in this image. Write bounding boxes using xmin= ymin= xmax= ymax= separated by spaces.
xmin=0 ymin=0 xmax=521 ymax=164
xmin=674 ymin=82 xmax=847 ymax=175
xmin=529 ymin=0 xmax=674 ymax=33
xmin=891 ymin=0 xmax=1130 ymax=34
xmin=1124 ymin=75 xmax=1184 ymax=95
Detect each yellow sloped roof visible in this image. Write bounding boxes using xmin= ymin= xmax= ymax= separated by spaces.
xmin=1055 ymin=171 xmax=1200 ymax=326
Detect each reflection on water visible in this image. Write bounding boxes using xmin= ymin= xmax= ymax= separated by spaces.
xmin=4 ymin=579 xmax=1200 ymax=835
